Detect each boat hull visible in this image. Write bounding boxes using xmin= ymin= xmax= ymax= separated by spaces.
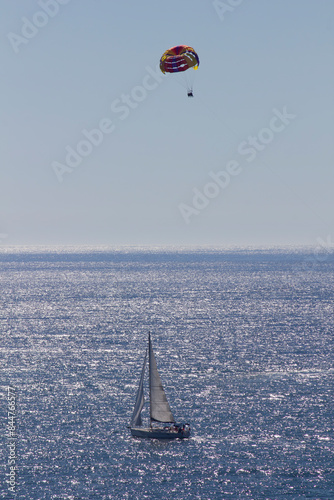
xmin=130 ymin=427 xmax=190 ymax=440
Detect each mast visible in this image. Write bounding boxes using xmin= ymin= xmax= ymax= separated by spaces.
xmin=149 ymin=332 xmax=153 ymax=426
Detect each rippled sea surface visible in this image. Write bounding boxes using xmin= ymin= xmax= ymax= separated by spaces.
xmin=1 ymin=247 xmax=333 ymax=499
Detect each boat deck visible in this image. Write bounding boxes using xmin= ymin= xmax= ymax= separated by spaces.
xmin=131 ymin=426 xmax=190 ymax=440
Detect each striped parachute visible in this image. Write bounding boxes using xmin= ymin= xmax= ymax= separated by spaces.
xmin=160 ymin=45 xmax=199 ymax=96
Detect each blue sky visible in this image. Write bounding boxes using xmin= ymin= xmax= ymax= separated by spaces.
xmin=1 ymin=0 xmax=333 ymax=246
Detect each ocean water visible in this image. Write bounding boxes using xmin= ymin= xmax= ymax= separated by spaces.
xmin=1 ymin=247 xmax=333 ymax=500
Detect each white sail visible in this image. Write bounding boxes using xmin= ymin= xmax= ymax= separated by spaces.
xmin=149 ymin=334 xmax=175 ymax=423
xmin=131 ymin=350 xmax=147 ymax=427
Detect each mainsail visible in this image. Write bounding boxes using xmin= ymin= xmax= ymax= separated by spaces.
xmin=149 ymin=333 xmax=175 ymax=423
xmin=130 ymin=350 xmax=147 ymax=427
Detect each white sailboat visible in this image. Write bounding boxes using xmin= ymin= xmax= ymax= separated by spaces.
xmin=129 ymin=333 xmax=191 ymax=439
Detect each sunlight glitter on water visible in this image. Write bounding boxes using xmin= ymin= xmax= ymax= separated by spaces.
xmin=1 ymin=248 xmax=333 ymax=499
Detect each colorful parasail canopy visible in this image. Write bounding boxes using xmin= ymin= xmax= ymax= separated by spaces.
xmin=160 ymin=45 xmax=199 ymax=74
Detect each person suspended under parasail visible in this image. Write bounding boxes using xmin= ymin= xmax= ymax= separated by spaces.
xmin=160 ymin=45 xmax=199 ymax=97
